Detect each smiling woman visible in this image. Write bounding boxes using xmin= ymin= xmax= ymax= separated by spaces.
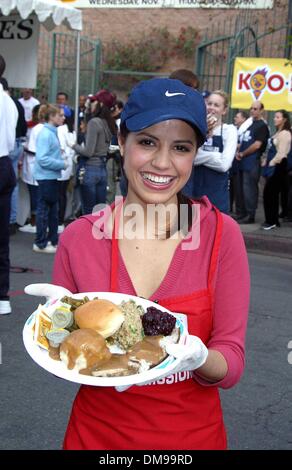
xmin=52 ymin=78 xmax=250 ymax=450
xmin=119 ymin=120 xmax=197 ymax=206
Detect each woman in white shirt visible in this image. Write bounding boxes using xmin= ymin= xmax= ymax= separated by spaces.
xmin=183 ymin=90 xmax=237 ymax=213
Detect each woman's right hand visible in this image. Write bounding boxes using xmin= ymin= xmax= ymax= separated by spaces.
xmin=207 ymin=114 xmax=217 ymax=135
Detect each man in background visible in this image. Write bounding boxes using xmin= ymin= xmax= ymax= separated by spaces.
xmin=0 ymin=78 xmax=27 ymax=234
xmin=236 ymin=101 xmax=269 ymax=224
xmin=19 ymin=88 xmax=39 ymax=122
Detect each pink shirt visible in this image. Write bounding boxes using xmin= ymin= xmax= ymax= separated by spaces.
xmin=53 ymin=197 xmax=250 ymax=389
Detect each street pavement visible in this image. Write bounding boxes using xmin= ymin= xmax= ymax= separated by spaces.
xmin=240 ymin=209 xmax=292 ymax=259
xmin=237 ymin=180 xmax=292 ymax=259
xmin=0 ymin=230 xmax=292 ymax=450
xmin=221 ymin=253 xmax=292 ymax=450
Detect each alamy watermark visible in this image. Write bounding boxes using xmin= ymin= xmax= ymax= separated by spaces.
xmin=90 ymin=197 xmax=201 ymax=251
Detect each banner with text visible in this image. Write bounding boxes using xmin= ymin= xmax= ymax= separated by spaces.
xmin=58 ymin=0 xmax=274 ymax=9
xmin=0 ymin=15 xmax=39 ymax=88
xmin=231 ymin=57 xmax=292 ymax=111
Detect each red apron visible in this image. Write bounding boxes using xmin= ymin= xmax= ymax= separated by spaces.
xmin=63 ymin=204 xmax=227 ymax=450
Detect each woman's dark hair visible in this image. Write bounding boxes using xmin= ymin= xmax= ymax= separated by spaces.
xmin=0 ymin=77 xmax=8 ymax=91
xmin=275 ymin=109 xmax=291 ymax=132
xmin=238 ymin=110 xmax=249 ymax=120
xmin=119 ymin=122 xmax=196 ymax=233
xmin=0 ymin=55 xmax=6 ymax=78
xmin=91 ymin=102 xmax=117 ymax=136
xmin=32 ymin=104 xmax=40 ymax=123
xmin=116 ymin=100 xmax=124 ymax=111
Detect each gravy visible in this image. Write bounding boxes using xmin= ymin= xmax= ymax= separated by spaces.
xmin=129 ymin=335 xmax=167 ymax=366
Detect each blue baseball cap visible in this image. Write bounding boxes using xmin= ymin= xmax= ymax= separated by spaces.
xmin=121 ymin=78 xmax=207 ymax=145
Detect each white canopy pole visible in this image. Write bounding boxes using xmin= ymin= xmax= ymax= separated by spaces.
xmin=74 ymin=30 xmax=81 ymax=138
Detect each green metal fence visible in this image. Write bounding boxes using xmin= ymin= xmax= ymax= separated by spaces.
xmin=197 ymin=14 xmax=290 ymax=89
xmin=47 ymin=32 xmax=101 ymax=105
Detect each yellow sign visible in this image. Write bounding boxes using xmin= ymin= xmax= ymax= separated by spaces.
xmin=231 ymin=57 xmax=292 ymax=111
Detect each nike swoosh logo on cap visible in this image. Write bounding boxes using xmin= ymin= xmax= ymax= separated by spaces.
xmin=165 ymin=91 xmax=186 ymax=97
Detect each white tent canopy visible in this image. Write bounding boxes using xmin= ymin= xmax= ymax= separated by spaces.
xmin=0 ymin=0 xmax=82 ymax=31
xmin=0 ymin=0 xmax=82 ymax=90
xmin=0 ymin=1 xmax=82 ymax=226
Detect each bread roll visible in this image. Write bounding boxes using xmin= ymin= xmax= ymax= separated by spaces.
xmin=74 ymin=299 xmax=125 ymax=338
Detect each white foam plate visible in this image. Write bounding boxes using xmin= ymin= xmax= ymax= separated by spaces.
xmin=23 ymin=292 xmax=187 ymax=387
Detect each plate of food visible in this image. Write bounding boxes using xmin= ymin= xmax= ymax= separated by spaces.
xmin=23 ymin=291 xmax=188 ymax=387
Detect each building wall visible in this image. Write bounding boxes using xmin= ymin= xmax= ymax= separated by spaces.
xmin=81 ymin=8 xmax=234 ymax=44
xmin=78 ymin=2 xmax=288 ymax=44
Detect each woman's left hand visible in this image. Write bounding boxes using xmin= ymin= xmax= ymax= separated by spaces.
xmin=115 ymin=335 xmax=208 ymax=393
xmin=165 ymin=335 xmax=208 ymax=372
